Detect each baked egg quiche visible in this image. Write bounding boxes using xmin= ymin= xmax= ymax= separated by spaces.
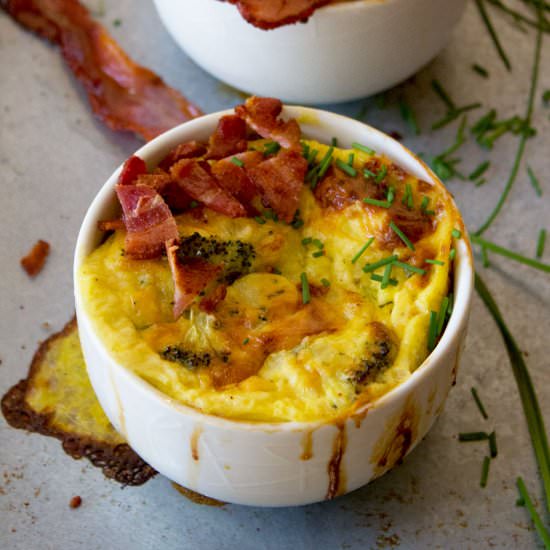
xmin=79 ymin=97 xmax=462 ymax=423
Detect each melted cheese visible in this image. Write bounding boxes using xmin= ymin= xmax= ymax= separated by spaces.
xmin=79 ymin=142 xmax=461 ymax=422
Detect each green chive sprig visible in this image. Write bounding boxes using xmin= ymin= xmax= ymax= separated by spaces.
xmin=469 ymin=161 xmax=490 ymax=181
xmin=516 ymin=477 xmax=550 ymax=548
xmin=231 ymin=157 xmax=244 ymax=167
xmin=528 ymin=166 xmax=543 ymax=197
xmin=475 ymin=0 xmax=512 ymax=70
xmin=390 ymin=221 xmax=415 ymax=250
xmin=301 ymin=272 xmax=310 ymax=304
xmin=351 ymin=238 xmax=374 ymax=264
xmin=536 ymin=229 xmax=547 ymax=258
xmin=363 ymin=255 xmax=398 ymax=273
xmin=476 ymin=274 xmax=550 ymax=512
xmin=471 ymin=235 xmax=550 ymax=273
xmin=471 ymin=387 xmax=489 ymax=419
xmin=336 ymin=158 xmax=357 ymax=177
xmin=459 ymin=432 xmax=489 ymax=442
xmin=352 ymin=142 xmax=375 ymax=155
xmin=489 ymin=431 xmax=498 ymax=458
xmin=472 ymin=63 xmax=490 ymax=78
xmin=480 ymin=456 xmax=491 ymax=487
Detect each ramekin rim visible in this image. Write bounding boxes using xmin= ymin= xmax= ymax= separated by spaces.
xmin=74 ymin=105 xmax=474 ymax=433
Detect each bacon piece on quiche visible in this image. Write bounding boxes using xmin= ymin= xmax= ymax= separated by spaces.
xmin=211 ymin=151 xmax=263 ymax=211
xmin=166 ymin=240 xmax=222 ymax=318
xmin=235 ymin=96 xmax=301 ymax=149
xmin=116 ymin=185 xmax=178 ymax=260
xmin=248 ymin=149 xmax=308 ymax=222
xmin=170 ymin=159 xmax=247 ymax=218
xmin=227 ymin=0 xmax=331 ymax=30
xmin=205 ymin=115 xmax=248 ymax=160
xmin=158 ymin=141 xmax=207 ymax=171
xmin=118 ymin=155 xmax=148 ymax=186
xmin=3 ymin=0 xmax=202 ymax=141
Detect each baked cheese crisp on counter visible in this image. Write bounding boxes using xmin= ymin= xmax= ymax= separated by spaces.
xmin=79 ymin=97 xmax=461 ymax=422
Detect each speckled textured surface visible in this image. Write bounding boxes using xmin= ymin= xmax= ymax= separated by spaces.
xmin=0 ymin=1 xmax=549 ymax=548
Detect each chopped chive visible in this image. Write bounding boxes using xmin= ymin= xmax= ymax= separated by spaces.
xmin=302 ymin=142 xmax=310 ymax=159
xmin=363 ymin=197 xmax=391 ymax=208
xmin=482 ymin=246 xmax=490 ymax=268
xmin=474 ymin=0 xmax=511 ymax=71
xmin=375 ymin=164 xmax=388 ymax=183
xmin=363 ymin=168 xmax=377 ymax=179
xmin=386 ymin=185 xmax=395 ymax=204
xmin=402 ymin=183 xmax=413 ymax=209
xmin=113 ymin=18 xmax=122 ymax=27
xmin=471 ymin=235 xmax=550 ymax=273
xmin=312 ymin=250 xmax=324 ymax=258
xmin=472 ymin=109 xmax=497 ymax=135
xmin=431 ymin=104 xmax=481 ymax=131
xmin=254 ymin=216 xmax=266 ymax=224
xmin=242 ymin=337 xmax=249 ymax=345
xmin=449 ymin=248 xmax=456 ymax=261
xmin=263 ymin=209 xmax=274 ymax=220
xmin=480 ymin=456 xmax=491 ymax=488
xmin=263 ymin=141 xmax=281 ymax=156
xmin=231 ymin=156 xmax=244 ymax=167
xmin=427 ymin=311 xmax=438 ymax=351
xmin=536 ymin=229 xmax=546 ymax=259
xmin=321 ymin=278 xmax=331 ymax=287
xmin=380 ymin=262 xmax=393 ymax=289
xmin=347 ymin=153 xmax=355 ymax=167
xmin=458 ymin=432 xmax=489 ymax=442
xmin=272 ymin=267 xmax=282 ymax=275
xmin=489 ymin=431 xmax=498 ymax=458
xmin=301 ymin=237 xmax=312 ymax=246
xmin=189 ymin=200 xmax=199 ymax=209
xmin=312 ymin=238 xmax=324 ymax=249
xmin=475 ymin=178 xmax=487 ymax=187
xmin=316 ymin=146 xmax=334 ymax=179
xmin=436 ymin=296 xmax=449 ymax=336
xmin=527 ymin=166 xmax=543 ymax=197
xmin=363 ymin=255 xmax=398 ymax=273
xmin=476 ymin=274 xmax=550 ymax=512
xmin=472 ymin=63 xmax=489 ymax=78
xmin=420 ymin=196 xmax=430 ymax=211
xmin=336 ymin=158 xmax=357 ymax=177
xmin=451 ymin=228 xmax=462 ymax=239
xmin=469 ymin=161 xmax=490 ymax=181
xmin=300 ymin=272 xmax=310 ymax=304
xmin=399 ymin=98 xmax=420 ymax=135
xmin=351 ymin=237 xmax=374 ymax=264
xmin=352 ymin=142 xmax=375 ymax=155
xmin=544 ymin=90 xmax=550 ymax=105
xmin=431 ymin=79 xmax=456 ymax=111
xmin=447 ymin=293 xmax=454 ymax=318
xmin=393 ymin=261 xmax=426 ymax=275
xmin=517 ymin=477 xmax=550 ymax=548
xmin=370 ymin=273 xmax=398 ymax=287
xmin=331 ymin=137 xmax=338 ymax=147
xmin=425 ymin=259 xmax=445 ymax=266
xmin=307 ymin=148 xmax=319 ymax=165
xmin=471 ymin=387 xmax=489 ymax=419
xmin=390 ymin=221 xmax=415 ymax=251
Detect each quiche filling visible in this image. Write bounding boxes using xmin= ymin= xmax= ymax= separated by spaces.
xmin=79 ymin=97 xmax=461 ymax=422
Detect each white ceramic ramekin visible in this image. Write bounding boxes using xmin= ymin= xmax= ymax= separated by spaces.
xmin=151 ymin=0 xmax=467 ymax=104
xmin=74 ymin=107 xmax=473 ymax=506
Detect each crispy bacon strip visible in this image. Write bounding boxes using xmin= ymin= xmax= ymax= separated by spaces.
xmin=166 ymin=240 xmax=222 ymax=318
xmin=226 ymin=0 xmax=332 ymax=30
xmin=170 ymin=159 xmax=247 ymax=218
xmin=118 ymin=155 xmax=147 ymax=186
xmin=211 ymin=151 xmax=263 ymax=211
xmin=158 ymin=141 xmax=206 ymax=171
xmin=205 ymin=115 xmax=248 ymax=160
xmin=20 ymin=239 xmax=50 ymax=276
xmin=248 ymin=149 xmax=307 ymax=222
xmin=116 ymin=185 xmax=178 ymax=259
xmin=3 ymin=0 xmax=202 ymax=140
xmin=97 ymin=219 xmax=125 ymax=232
xmin=235 ymin=97 xmax=300 ymax=148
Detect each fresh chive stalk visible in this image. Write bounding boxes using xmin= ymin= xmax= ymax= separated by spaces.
xmin=231 ymin=157 xmax=244 ymax=167
xmin=390 ymin=221 xmax=415 ymax=250
xmin=352 ymin=142 xmax=375 ymax=155
xmin=375 ymin=165 xmax=388 ymax=183
xmin=536 ymin=229 xmax=547 ymax=258
xmin=459 ymin=432 xmax=489 ymax=442
xmin=489 ymin=431 xmax=498 ymax=458
xmin=472 ymin=63 xmax=490 ymax=78
xmin=363 ymin=197 xmax=391 ymax=208
xmin=480 ymin=456 xmax=491 ymax=488
xmin=321 ymin=278 xmax=331 ymax=287
xmin=469 ymin=161 xmax=490 ymax=181
xmin=476 ymin=6 xmax=543 ymax=235
xmin=363 ymin=255 xmax=398 ymax=273
xmin=427 ymin=311 xmax=438 ymax=351
xmin=516 ymin=477 xmax=550 ymax=548
xmin=471 ymin=235 xmax=550 ymax=273
xmin=351 ymin=238 xmax=374 ymax=264
xmin=393 ymin=261 xmax=426 ymax=275
xmin=301 ymin=272 xmax=310 ymax=304
xmin=474 ymin=0 xmax=512 ymax=70
xmin=426 ymin=259 xmax=445 ymax=266
xmin=476 ymin=274 xmax=550 ymax=512
xmin=528 ymin=166 xmax=543 ymax=197
xmin=336 ymin=158 xmax=357 ymax=177
xmin=471 ymin=387 xmax=489 ymax=419
xmin=370 ymin=273 xmax=398 ymax=287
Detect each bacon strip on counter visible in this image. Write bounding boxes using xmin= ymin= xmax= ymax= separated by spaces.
xmin=3 ymin=0 xmax=202 ymax=141
xmin=235 ymin=96 xmax=301 ymax=148
xmin=248 ymin=149 xmax=308 ymax=222
xmin=226 ymin=0 xmax=332 ymax=30
xmin=116 ymin=184 xmax=178 ymax=260
xmin=166 ymin=240 xmax=222 ymax=318
xmin=20 ymin=239 xmax=51 ymax=276
xmin=170 ymin=159 xmax=247 ymax=218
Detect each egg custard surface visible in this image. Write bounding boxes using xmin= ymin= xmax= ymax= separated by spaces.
xmin=79 ymin=101 xmax=461 ymax=423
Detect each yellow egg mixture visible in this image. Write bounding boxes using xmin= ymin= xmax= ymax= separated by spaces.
xmin=79 ymin=141 xmax=461 ymax=422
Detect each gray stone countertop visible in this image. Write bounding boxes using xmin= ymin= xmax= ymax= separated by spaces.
xmin=0 ymin=1 xmax=549 ymax=548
